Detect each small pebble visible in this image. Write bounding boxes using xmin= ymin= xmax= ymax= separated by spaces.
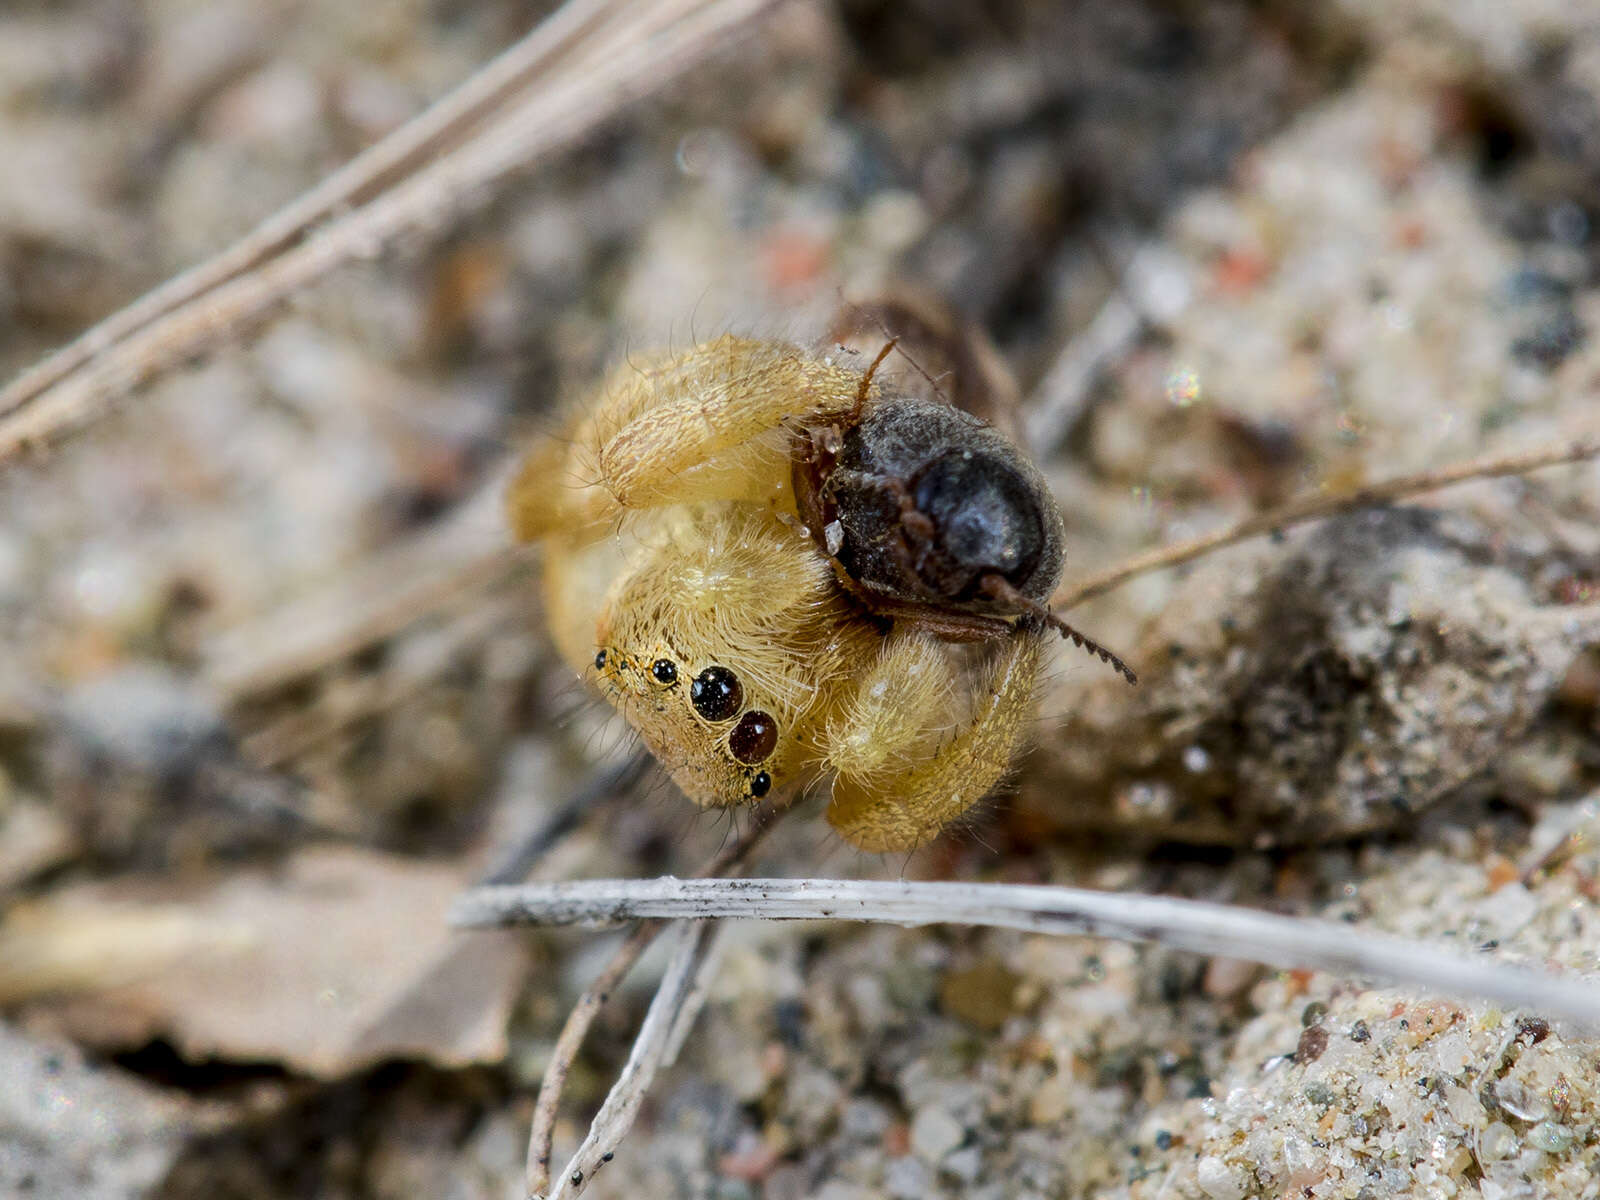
xmin=910 ymin=1106 xmax=965 ymax=1163
xmin=1529 ymin=1121 xmax=1573 ymax=1153
xmin=1203 ymin=956 xmax=1261 ymax=1000
xmin=883 ymin=1155 xmax=932 ymax=1200
xmin=1478 ymin=1122 xmax=1516 ymax=1161
xmin=1027 ymin=1074 xmax=1072 ymax=1125
xmin=939 ymin=962 xmax=1020 ymax=1031
xmin=1195 ymin=1155 xmax=1245 ymax=1200
xmin=840 ymin=1098 xmax=892 ymax=1142
xmin=940 ymin=1145 xmax=983 ymax=1185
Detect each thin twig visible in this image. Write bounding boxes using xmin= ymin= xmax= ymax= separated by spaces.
xmin=453 ymin=876 xmax=1600 ymax=1029
xmin=1052 ymin=432 xmax=1600 ymax=611
xmin=202 ymin=468 xmax=524 ymax=701
xmin=0 ymin=0 xmax=619 ymax=423
xmin=0 ymin=0 xmax=785 ymax=464
xmin=525 ymin=921 xmax=661 ymax=1199
xmin=478 ymin=752 xmax=655 ymax=888
xmin=520 ymin=801 xmax=784 ymax=1198
xmin=545 ymin=920 xmax=724 ymax=1199
xmin=1022 ymin=239 xmax=1192 ymax=456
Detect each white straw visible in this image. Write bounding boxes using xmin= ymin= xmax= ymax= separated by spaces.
xmin=453 ymin=876 xmax=1600 ymax=1028
xmin=541 ymin=919 xmax=716 ymax=1199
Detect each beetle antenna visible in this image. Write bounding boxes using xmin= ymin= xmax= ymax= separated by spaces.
xmin=862 ymin=307 xmax=952 ymax=406
xmin=1041 ymin=613 xmax=1138 ymax=685
xmin=850 ymin=337 xmax=898 ymax=422
xmin=981 ymin=574 xmax=1138 ymax=684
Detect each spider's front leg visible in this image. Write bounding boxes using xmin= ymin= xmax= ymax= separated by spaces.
xmin=512 ymin=335 xmax=866 ymax=542
xmin=600 ymin=334 xmax=879 ymax=518
xmin=822 ymin=621 xmax=1047 ymax=852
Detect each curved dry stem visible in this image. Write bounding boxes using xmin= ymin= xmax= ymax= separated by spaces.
xmin=547 ymin=919 xmax=720 ymax=1199
xmin=454 ymin=876 xmax=1600 ymax=1031
xmin=0 ymin=0 xmax=784 ymax=464
xmin=1052 ymin=432 xmax=1600 ymax=611
xmin=521 ymin=799 xmax=784 ymax=1198
xmin=524 ymin=921 xmax=661 ymax=1198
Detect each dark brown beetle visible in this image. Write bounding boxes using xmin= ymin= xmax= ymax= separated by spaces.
xmin=792 ymin=296 xmax=1135 ymax=681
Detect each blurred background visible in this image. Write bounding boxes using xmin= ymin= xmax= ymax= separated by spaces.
xmin=2 ymin=2 xmax=1600 ymax=1197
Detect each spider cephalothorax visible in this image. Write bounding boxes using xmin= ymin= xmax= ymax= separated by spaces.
xmin=510 ymin=306 xmax=1131 ymax=850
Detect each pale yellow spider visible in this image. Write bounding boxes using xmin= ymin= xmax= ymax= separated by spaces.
xmin=508 ymin=303 xmax=1130 ymax=851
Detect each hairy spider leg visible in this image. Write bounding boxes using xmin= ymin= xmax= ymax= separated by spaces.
xmin=822 ymin=622 xmax=1047 ymax=852
xmin=510 ymin=335 xmax=870 ymax=541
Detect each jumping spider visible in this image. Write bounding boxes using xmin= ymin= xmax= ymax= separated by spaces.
xmin=509 ymin=298 xmax=1132 ymax=851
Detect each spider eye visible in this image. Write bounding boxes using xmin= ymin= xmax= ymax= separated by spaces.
xmin=594 ymin=649 xmax=607 ymax=670
xmin=650 ymin=659 xmax=678 ymax=685
xmin=750 ymin=771 xmax=772 ymax=798
xmin=729 ymin=710 xmax=777 ymax=764
xmin=689 ymin=665 xmax=743 ymax=721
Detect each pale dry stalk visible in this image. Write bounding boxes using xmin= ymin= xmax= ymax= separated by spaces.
xmin=456 ymin=876 xmax=1600 ymax=1031
xmin=1052 ymin=432 xmax=1600 ymax=611
xmin=521 ymin=801 xmax=784 ymax=1199
xmin=0 ymin=0 xmax=785 ymax=463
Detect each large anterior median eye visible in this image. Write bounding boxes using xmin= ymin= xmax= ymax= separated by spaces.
xmin=689 ymin=665 xmax=743 ymax=721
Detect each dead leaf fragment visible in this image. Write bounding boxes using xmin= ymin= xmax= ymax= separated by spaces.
xmin=3 ymin=845 xmax=528 ymax=1076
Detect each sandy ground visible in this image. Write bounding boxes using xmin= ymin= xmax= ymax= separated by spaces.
xmin=2 ymin=1 xmax=1599 ymax=1197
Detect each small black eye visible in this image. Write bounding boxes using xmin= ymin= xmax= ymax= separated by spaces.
xmin=750 ymin=771 xmax=772 ymax=798
xmin=650 ymin=659 xmax=678 ymax=685
xmin=593 ymin=649 xmax=607 ymax=670
xmin=690 ymin=665 xmax=743 ymax=721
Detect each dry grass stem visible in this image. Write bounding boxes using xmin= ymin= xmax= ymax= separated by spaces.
xmin=453 ymin=876 xmax=1600 ymax=1030
xmin=0 ymin=0 xmax=616 ymax=423
xmin=202 ymin=471 xmax=522 ymax=702
xmin=1052 ymin=430 xmax=1600 ymax=610
xmin=521 ymin=801 xmax=784 ymax=1197
xmin=525 ymin=920 xmax=663 ymax=1199
xmin=0 ymin=0 xmax=784 ymax=464
xmin=1023 ymin=240 xmax=1192 ymax=454
xmin=543 ymin=921 xmax=723 ymax=1200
